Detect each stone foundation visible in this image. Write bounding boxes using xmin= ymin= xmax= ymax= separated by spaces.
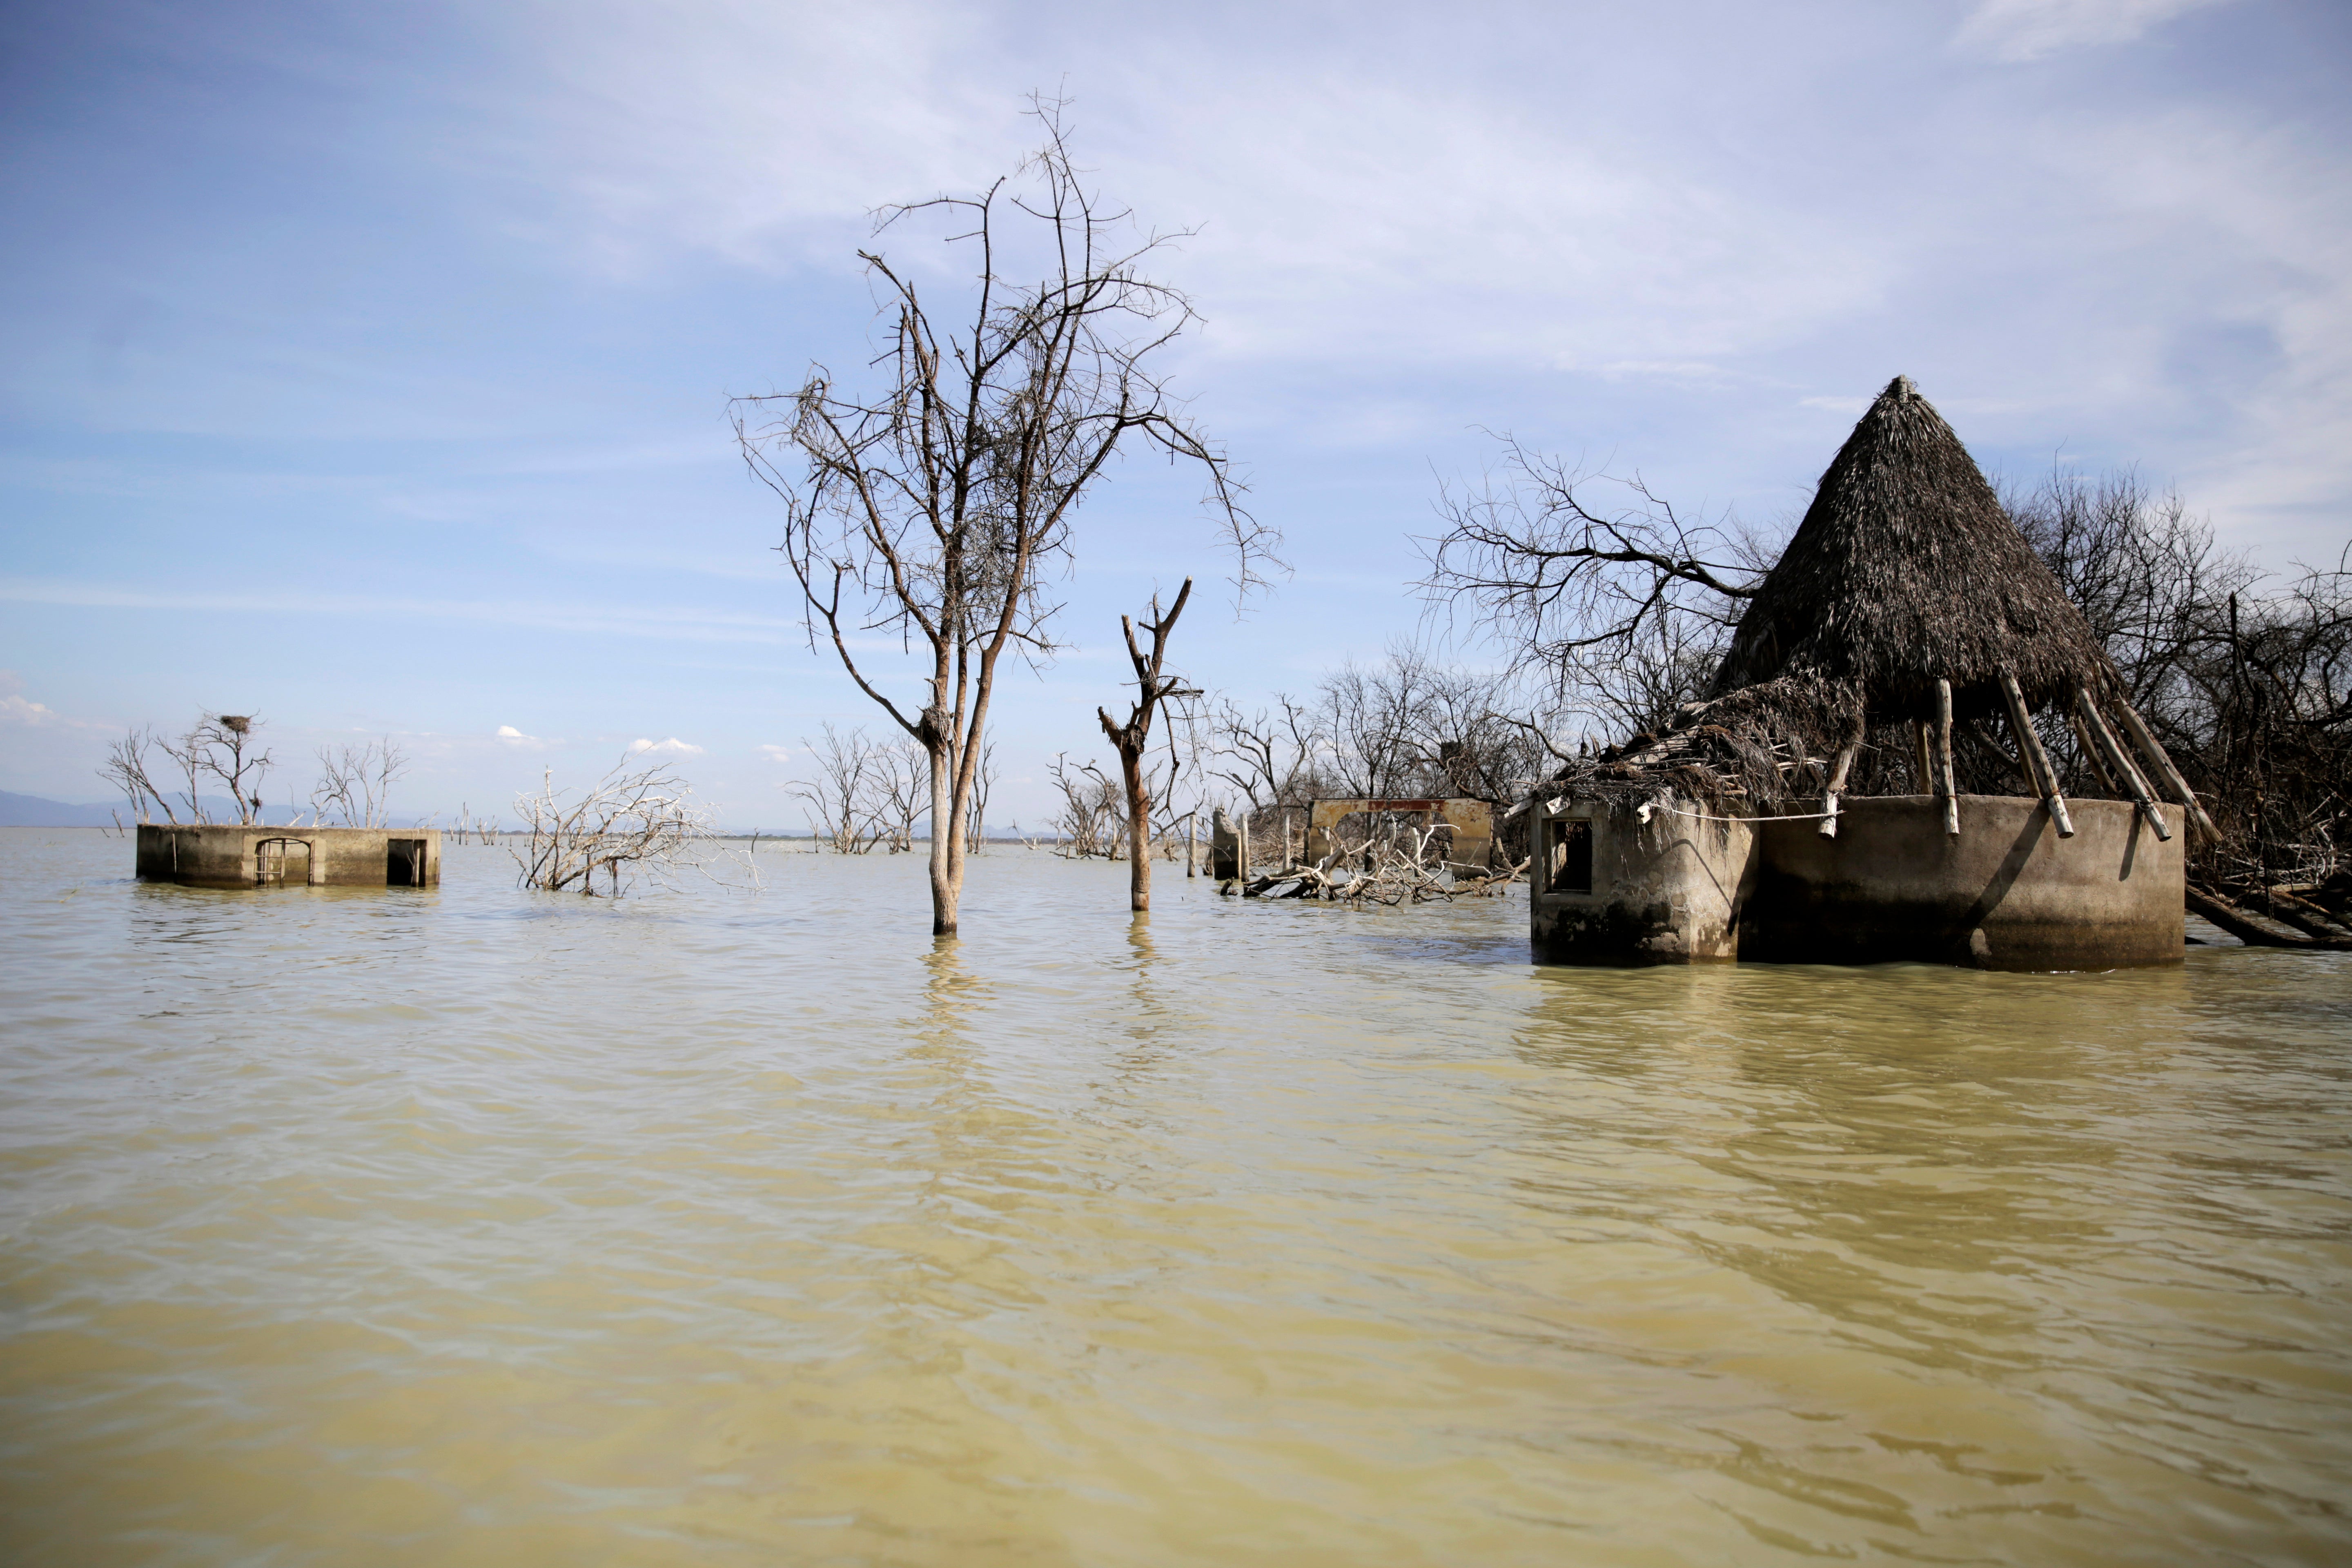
xmin=1531 ymin=794 xmax=2180 ymax=971
xmin=136 ymin=824 xmax=441 ymax=889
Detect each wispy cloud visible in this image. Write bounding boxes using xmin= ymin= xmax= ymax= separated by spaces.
xmin=0 ymin=678 xmax=109 ymax=731
xmin=754 ymin=743 xmax=791 ymax=762
xmin=0 ymin=695 xmax=63 ymax=727
xmin=1953 ymin=0 xmax=2237 ymax=62
xmin=0 ymin=578 xmax=797 ymax=645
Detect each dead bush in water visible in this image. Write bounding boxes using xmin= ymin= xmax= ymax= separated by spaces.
xmin=512 ymin=757 xmax=712 ymax=896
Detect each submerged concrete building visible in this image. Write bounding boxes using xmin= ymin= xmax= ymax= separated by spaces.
xmin=136 ymin=824 xmax=440 ymax=889
xmin=1528 ymin=376 xmax=2207 ymax=971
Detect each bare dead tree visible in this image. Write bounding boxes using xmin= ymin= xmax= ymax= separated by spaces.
xmin=1048 ymin=753 xmax=1123 ymax=858
xmin=98 ymin=727 xmax=180 ymax=823
xmin=963 ymin=742 xmax=997 ymax=852
xmin=1207 ymin=695 xmax=1332 ymax=865
xmin=1096 ymin=577 xmax=1197 ymax=911
xmin=312 ymin=737 xmax=408 ymax=828
xmin=1419 ymin=435 xmax=1769 ymax=724
xmin=733 ymin=98 xmax=1276 ymax=936
xmin=512 ymin=756 xmax=713 ymax=896
xmin=786 ymin=723 xmax=892 ymax=853
xmin=144 ymin=713 xmax=275 ymax=824
xmin=875 ymin=735 xmax=931 ymax=853
xmin=1308 ymin=644 xmax=1544 ymax=803
xmin=1209 ymin=695 xmax=1325 ymax=810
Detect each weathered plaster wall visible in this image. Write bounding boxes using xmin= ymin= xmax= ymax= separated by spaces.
xmin=1744 ymin=795 xmax=2180 ymax=970
xmin=1531 ymin=800 xmax=1754 ymax=965
xmin=1531 ymin=793 xmax=2182 ymax=971
xmin=135 ymin=825 xmax=441 ymax=889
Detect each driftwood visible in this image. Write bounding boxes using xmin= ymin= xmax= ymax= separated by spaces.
xmin=1224 ymin=824 xmax=1529 ymax=906
xmin=2259 ymin=887 xmax=2352 ymax=943
xmin=2185 ymin=885 xmax=2352 ymax=951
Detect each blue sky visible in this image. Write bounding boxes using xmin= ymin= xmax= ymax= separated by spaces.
xmin=3 ymin=0 xmax=2346 ymax=828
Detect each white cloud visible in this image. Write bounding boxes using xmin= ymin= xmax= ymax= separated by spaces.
xmin=1954 ymin=0 xmax=2235 ymax=62
xmin=629 ymin=736 xmax=704 ymax=757
xmin=459 ymin=2 xmax=2347 ymax=560
xmin=492 ymin=4 xmax=1883 ymax=378
xmin=495 ymin=724 xmax=544 ymax=748
xmin=0 ymin=695 xmax=60 ymax=727
xmin=0 ymin=684 xmax=108 ymax=731
xmin=755 ymin=743 xmax=790 ymax=762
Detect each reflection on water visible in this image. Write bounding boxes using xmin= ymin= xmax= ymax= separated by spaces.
xmin=2 ymin=828 xmax=2349 ymax=1566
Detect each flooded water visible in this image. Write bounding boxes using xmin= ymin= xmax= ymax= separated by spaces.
xmin=3 ymin=827 xmax=2350 ymax=1565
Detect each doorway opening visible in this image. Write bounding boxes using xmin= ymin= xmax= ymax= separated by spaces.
xmin=387 ymin=839 xmax=427 ymax=887
xmin=254 ymin=838 xmax=312 ymax=886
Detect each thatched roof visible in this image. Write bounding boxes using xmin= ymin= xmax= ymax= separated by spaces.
xmin=1709 ymin=375 xmax=2113 ymax=719
xmin=1537 ymin=376 xmax=2121 ymax=812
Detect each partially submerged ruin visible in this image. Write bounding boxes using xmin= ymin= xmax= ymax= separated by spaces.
xmin=137 ymin=824 xmax=441 ymax=889
xmin=1527 ymin=376 xmax=2207 ymax=971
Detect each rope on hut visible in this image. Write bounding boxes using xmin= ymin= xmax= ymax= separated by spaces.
xmin=1639 ymin=803 xmax=1834 ymax=826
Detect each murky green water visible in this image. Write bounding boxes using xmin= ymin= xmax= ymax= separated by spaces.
xmin=3 ymin=827 xmax=2349 ymax=1564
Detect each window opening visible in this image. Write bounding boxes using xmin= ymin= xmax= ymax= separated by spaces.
xmin=1546 ymin=819 xmax=1593 ymax=895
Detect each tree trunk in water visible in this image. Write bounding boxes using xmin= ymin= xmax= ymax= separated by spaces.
xmin=1120 ymin=743 xmax=1151 ymax=912
xmin=927 ymin=735 xmax=958 ymax=935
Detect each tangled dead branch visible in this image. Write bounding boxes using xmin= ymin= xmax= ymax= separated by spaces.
xmin=512 ymin=756 xmax=713 ymax=896
xmin=1225 ymin=823 xmax=1529 ymax=906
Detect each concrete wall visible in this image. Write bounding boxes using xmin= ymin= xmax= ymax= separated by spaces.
xmin=1529 ymin=793 xmax=2181 ymax=971
xmin=1531 ymin=798 xmax=1754 ymax=965
xmin=136 ymin=824 xmax=441 ymax=889
xmin=1743 ymin=795 xmax=2179 ymax=971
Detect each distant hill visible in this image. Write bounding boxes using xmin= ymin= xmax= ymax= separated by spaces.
xmin=0 ymin=791 xmax=257 ymax=827
xmin=0 ymin=791 xmax=124 ymax=827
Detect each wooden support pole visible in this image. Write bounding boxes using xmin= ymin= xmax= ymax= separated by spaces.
xmin=1933 ymin=679 xmax=1959 ymax=837
xmin=2074 ymin=684 xmax=2170 ymax=842
xmin=1972 ymin=716 xmax=2038 ymax=796
xmin=2067 ymin=710 xmax=2117 ymax=794
xmin=2106 ymin=692 xmax=2220 ymax=843
xmin=1911 ymin=721 xmax=1935 ymax=796
xmin=1997 ymin=672 xmax=2074 ymax=839
xmin=1816 ymin=740 xmax=1860 ymax=839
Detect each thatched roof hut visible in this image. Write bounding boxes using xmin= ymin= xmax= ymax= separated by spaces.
xmin=1709 ymin=376 xmax=2114 ymax=718
xmin=1552 ymin=376 xmax=2207 ymax=840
